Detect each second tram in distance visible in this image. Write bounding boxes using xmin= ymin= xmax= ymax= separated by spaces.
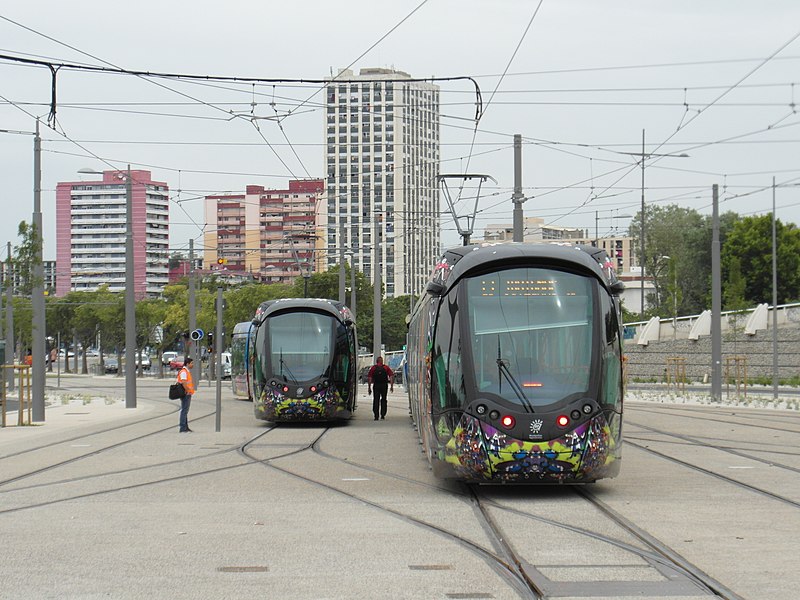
xmin=406 ymin=243 xmax=625 ymax=483
xmin=250 ymin=298 xmax=358 ymax=422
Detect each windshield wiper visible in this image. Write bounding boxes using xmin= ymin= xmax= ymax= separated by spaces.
xmin=279 ymin=349 xmax=299 ymax=384
xmin=496 ymin=336 xmax=535 ymax=413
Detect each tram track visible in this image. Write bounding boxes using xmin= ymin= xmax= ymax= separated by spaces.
xmin=628 ymin=403 xmax=800 ymax=435
xmin=0 ymin=422 xmax=278 ymax=515
xmin=241 ymin=420 xmax=743 ymax=599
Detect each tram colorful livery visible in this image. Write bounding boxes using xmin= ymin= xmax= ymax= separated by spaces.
xmin=251 ymin=298 xmax=358 ymax=422
xmin=406 ymin=243 xmax=625 ymax=483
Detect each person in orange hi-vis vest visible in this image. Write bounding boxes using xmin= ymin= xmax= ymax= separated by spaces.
xmin=177 ymin=356 xmax=196 ymax=433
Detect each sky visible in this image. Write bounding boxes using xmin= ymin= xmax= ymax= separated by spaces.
xmin=2 ymin=1 xmax=800 ymax=262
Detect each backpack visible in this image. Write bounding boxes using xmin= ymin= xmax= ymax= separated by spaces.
xmin=371 ymin=365 xmax=389 ymax=385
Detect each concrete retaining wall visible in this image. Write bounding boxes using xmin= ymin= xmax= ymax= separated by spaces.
xmin=624 ymin=324 xmax=800 ymax=382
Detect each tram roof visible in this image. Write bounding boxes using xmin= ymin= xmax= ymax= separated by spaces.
xmin=434 ymin=242 xmax=617 ymax=292
xmin=253 ymin=297 xmax=352 ymax=325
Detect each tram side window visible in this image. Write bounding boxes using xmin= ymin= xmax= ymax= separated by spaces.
xmin=599 ymin=292 xmax=622 ymax=408
xmin=431 ymin=293 xmax=466 ymax=411
xmin=331 ymin=323 xmax=351 ymax=383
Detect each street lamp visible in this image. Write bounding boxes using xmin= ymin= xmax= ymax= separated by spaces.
xmin=659 ymin=255 xmax=677 ymax=339
xmin=78 ymin=166 xmax=136 ymax=409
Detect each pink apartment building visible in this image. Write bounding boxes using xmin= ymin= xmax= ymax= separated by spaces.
xmin=55 ymin=170 xmax=169 ymax=297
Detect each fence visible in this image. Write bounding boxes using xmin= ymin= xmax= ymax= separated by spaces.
xmin=1 ymin=364 xmax=32 ymax=427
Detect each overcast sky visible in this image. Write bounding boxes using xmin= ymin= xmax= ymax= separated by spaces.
xmin=2 ymin=1 xmax=800 ymax=261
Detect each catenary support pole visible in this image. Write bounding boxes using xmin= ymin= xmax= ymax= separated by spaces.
xmin=339 ymin=221 xmax=346 ymax=303
xmin=373 ymin=213 xmax=382 ymax=362
xmin=512 ymin=134 xmax=524 ymax=242
xmin=188 ymin=238 xmax=198 ymax=384
xmin=772 ymin=177 xmax=779 ymax=400
xmin=640 ymin=129 xmax=646 ymax=315
xmin=31 ymin=120 xmax=45 ymax=421
xmin=6 ymin=242 xmax=14 ymax=392
xmin=711 ymin=184 xmax=721 ymax=402
xmin=215 ymin=287 xmax=223 ymax=432
xmin=124 ymin=165 xmax=136 ymax=408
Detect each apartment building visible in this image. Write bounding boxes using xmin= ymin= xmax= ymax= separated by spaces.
xmin=55 ymin=170 xmax=169 ymax=297
xmin=324 ymin=68 xmax=440 ymax=297
xmin=203 ymin=179 xmax=324 ymax=284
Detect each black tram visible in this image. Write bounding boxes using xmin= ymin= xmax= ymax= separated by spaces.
xmin=406 ymin=243 xmax=625 ymax=483
xmin=251 ymin=298 xmax=358 ymax=422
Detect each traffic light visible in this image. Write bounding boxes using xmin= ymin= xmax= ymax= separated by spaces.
xmin=207 ymin=331 xmax=214 ymax=352
xmin=217 ymin=257 xmax=227 ymax=265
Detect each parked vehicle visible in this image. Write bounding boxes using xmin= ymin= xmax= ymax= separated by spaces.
xmin=169 ymin=355 xmax=185 ymax=370
xmin=161 ymin=351 xmax=178 ymax=366
xmin=134 ymin=354 xmax=152 ymax=370
xmin=104 ymin=357 xmax=119 ymax=374
xmin=219 ymin=351 xmax=232 ymax=380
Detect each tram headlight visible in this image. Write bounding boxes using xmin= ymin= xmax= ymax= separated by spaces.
xmin=570 ymin=410 xmax=581 ymax=420
xmin=556 ymin=415 xmax=570 ymax=428
xmin=582 ymin=404 xmax=593 ymax=415
xmin=310 ymin=385 xmax=317 ymax=393
xmin=475 ymin=404 xmax=487 ymax=415
xmin=501 ymin=415 xmax=516 ymax=429
xmin=489 ymin=410 xmax=500 ymax=421
xmin=282 ymin=385 xmax=289 ymax=393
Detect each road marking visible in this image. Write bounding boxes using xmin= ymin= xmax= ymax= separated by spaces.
xmin=341 ymin=477 xmax=370 ymax=481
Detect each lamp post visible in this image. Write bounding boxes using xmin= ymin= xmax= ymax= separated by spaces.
xmin=345 ymin=250 xmax=356 ymax=320
xmin=78 ymin=167 xmax=136 ymax=409
xmin=659 ymin=255 xmax=677 ymax=339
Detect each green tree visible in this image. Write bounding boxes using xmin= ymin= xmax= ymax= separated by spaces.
xmin=11 ymin=220 xmax=42 ymax=296
xmin=722 ymin=215 xmax=800 ymax=305
xmin=223 ymin=282 xmax=292 ymax=336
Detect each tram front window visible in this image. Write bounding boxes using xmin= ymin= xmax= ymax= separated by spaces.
xmin=267 ymin=312 xmax=334 ymax=382
xmin=466 ymin=268 xmax=595 ymax=408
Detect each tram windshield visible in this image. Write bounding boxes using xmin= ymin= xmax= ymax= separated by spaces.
xmin=267 ymin=311 xmax=336 ymax=383
xmin=465 ymin=267 xmax=595 ymax=408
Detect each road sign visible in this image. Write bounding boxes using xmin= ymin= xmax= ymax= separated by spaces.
xmin=190 ymin=329 xmax=204 ymax=341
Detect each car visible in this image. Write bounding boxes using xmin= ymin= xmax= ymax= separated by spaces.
xmin=169 ymin=355 xmax=185 ymax=370
xmin=161 ymin=351 xmax=178 ymax=366
xmin=220 ymin=351 xmax=232 ymax=379
xmin=134 ymin=354 xmax=152 ymax=370
xmin=104 ymin=357 xmax=119 ymax=374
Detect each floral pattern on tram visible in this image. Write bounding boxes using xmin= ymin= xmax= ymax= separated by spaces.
xmin=255 ymin=386 xmax=345 ymax=421
xmin=443 ymin=413 xmax=618 ymax=482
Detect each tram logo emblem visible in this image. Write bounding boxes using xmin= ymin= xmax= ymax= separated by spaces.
xmin=529 ymin=419 xmax=543 ymax=434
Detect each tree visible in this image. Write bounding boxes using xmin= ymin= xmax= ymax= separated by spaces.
xmin=722 ymin=215 xmax=800 ymax=305
xmin=11 ymin=220 xmax=42 ymax=297
xmin=629 ymin=204 xmax=740 ymax=317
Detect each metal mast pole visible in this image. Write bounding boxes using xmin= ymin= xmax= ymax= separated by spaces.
xmin=512 ymin=134 xmax=524 ymax=242
xmin=124 ymin=165 xmax=137 ymax=408
xmin=5 ymin=242 xmax=14 ymax=391
xmin=339 ymin=221 xmax=346 ymax=303
xmin=772 ymin=177 xmax=779 ymax=400
xmin=31 ymin=120 xmax=45 ymax=421
xmin=188 ymin=238 xmax=198 ymax=384
xmin=710 ymin=184 xmax=721 ymax=402
xmin=373 ymin=213 xmax=382 ymax=362
xmin=350 ymin=259 xmax=356 ymax=320
xmin=640 ymin=129 xmax=646 ymax=315
xmin=215 ymin=287 xmax=223 ymax=432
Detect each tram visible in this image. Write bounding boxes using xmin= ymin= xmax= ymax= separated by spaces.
xmin=230 ymin=321 xmax=254 ymax=400
xmin=406 ymin=243 xmax=625 ymax=483
xmin=251 ymin=298 xmax=358 ymax=422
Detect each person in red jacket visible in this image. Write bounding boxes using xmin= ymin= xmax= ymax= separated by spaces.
xmin=177 ymin=356 xmax=196 ymax=432
xmin=367 ymin=356 xmax=393 ymax=421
